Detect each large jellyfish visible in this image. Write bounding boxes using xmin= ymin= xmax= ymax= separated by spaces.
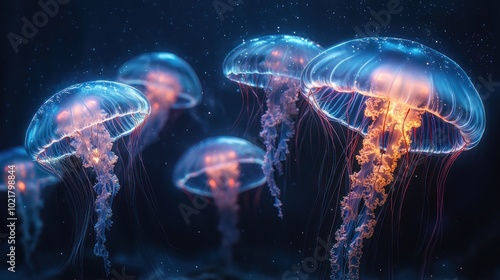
xmin=0 ymin=146 xmax=60 ymax=269
xmin=24 ymin=80 xmax=150 ymax=274
xmin=172 ymin=136 xmax=265 ymax=264
xmin=223 ymin=35 xmax=324 ymax=218
xmin=117 ymin=52 xmax=202 ymax=151
xmin=300 ymin=37 xmax=485 ymax=279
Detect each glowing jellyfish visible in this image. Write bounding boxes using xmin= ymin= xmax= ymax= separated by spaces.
xmin=172 ymin=136 xmax=265 ymax=264
xmin=0 ymin=146 xmax=60 ymax=268
xmin=24 ymin=80 xmax=150 ymax=274
xmin=118 ymin=52 xmax=202 ymax=150
xmin=223 ymin=35 xmax=324 ymax=218
xmin=300 ymin=37 xmax=485 ymax=279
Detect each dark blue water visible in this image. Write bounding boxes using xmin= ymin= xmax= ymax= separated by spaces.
xmin=1 ymin=1 xmax=499 ymax=279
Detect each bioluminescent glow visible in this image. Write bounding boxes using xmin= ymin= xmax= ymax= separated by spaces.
xmin=118 ymin=52 xmax=202 ymax=150
xmin=173 ymin=136 xmax=265 ymax=264
xmin=301 ymin=37 xmax=486 ymax=279
xmin=223 ymin=34 xmax=324 ymax=218
xmin=0 ymin=146 xmax=60 ymax=269
xmin=25 ymin=80 xmax=150 ymax=274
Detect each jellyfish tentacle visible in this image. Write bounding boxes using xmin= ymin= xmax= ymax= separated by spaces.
xmin=29 ymin=184 xmax=44 ymax=257
xmin=205 ymin=153 xmax=241 ymax=264
xmin=138 ymin=109 xmax=168 ymax=151
xmin=214 ymin=187 xmax=240 ymax=264
xmin=17 ymin=191 xmax=35 ymax=269
xmin=331 ymin=112 xmax=387 ymax=280
xmin=332 ymin=98 xmax=423 ymax=280
xmin=216 ymin=193 xmax=240 ymax=247
xmin=71 ymin=120 xmax=119 ymax=275
xmin=274 ymin=81 xmax=299 ymax=165
xmin=260 ymin=79 xmax=299 ymax=218
xmin=24 ymin=183 xmax=43 ymax=268
xmin=330 ymin=184 xmax=365 ymax=279
xmin=260 ymin=111 xmax=283 ymax=218
xmin=1 ymin=154 xmax=51 ymax=270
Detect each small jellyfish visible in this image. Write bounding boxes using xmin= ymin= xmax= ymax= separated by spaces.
xmin=301 ymin=37 xmax=485 ymax=279
xmin=118 ymin=52 xmax=202 ymax=150
xmin=172 ymin=136 xmax=265 ymax=264
xmin=223 ymin=35 xmax=324 ymax=218
xmin=0 ymin=146 xmax=60 ymax=269
xmin=25 ymin=80 xmax=150 ymax=274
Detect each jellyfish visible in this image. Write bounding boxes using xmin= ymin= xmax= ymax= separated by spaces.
xmin=300 ymin=37 xmax=486 ymax=279
xmin=172 ymin=136 xmax=265 ymax=264
xmin=118 ymin=52 xmax=202 ymax=151
xmin=223 ymin=35 xmax=324 ymax=218
xmin=0 ymin=146 xmax=60 ymax=269
xmin=24 ymin=80 xmax=150 ymax=274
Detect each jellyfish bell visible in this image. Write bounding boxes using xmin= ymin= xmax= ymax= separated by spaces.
xmin=25 ymin=80 xmax=150 ymax=275
xmin=0 ymin=146 xmax=60 ymax=269
xmin=118 ymin=52 xmax=202 ymax=150
xmin=0 ymin=146 xmax=59 ymax=196
xmin=223 ymin=35 xmax=324 ymax=89
xmin=173 ymin=136 xmax=265 ymax=264
xmin=26 ymin=81 xmax=150 ymax=164
xmin=302 ymin=37 xmax=485 ymax=154
xmin=223 ymin=35 xmax=324 ymax=218
xmin=173 ymin=137 xmax=266 ymax=197
xmin=144 ymin=72 xmax=183 ymax=108
xmin=301 ymin=37 xmax=485 ymax=279
xmin=118 ymin=52 xmax=201 ymax=109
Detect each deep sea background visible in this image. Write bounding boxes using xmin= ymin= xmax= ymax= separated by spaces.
xmin=0 ymin=0 xmax=499 ymax=279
